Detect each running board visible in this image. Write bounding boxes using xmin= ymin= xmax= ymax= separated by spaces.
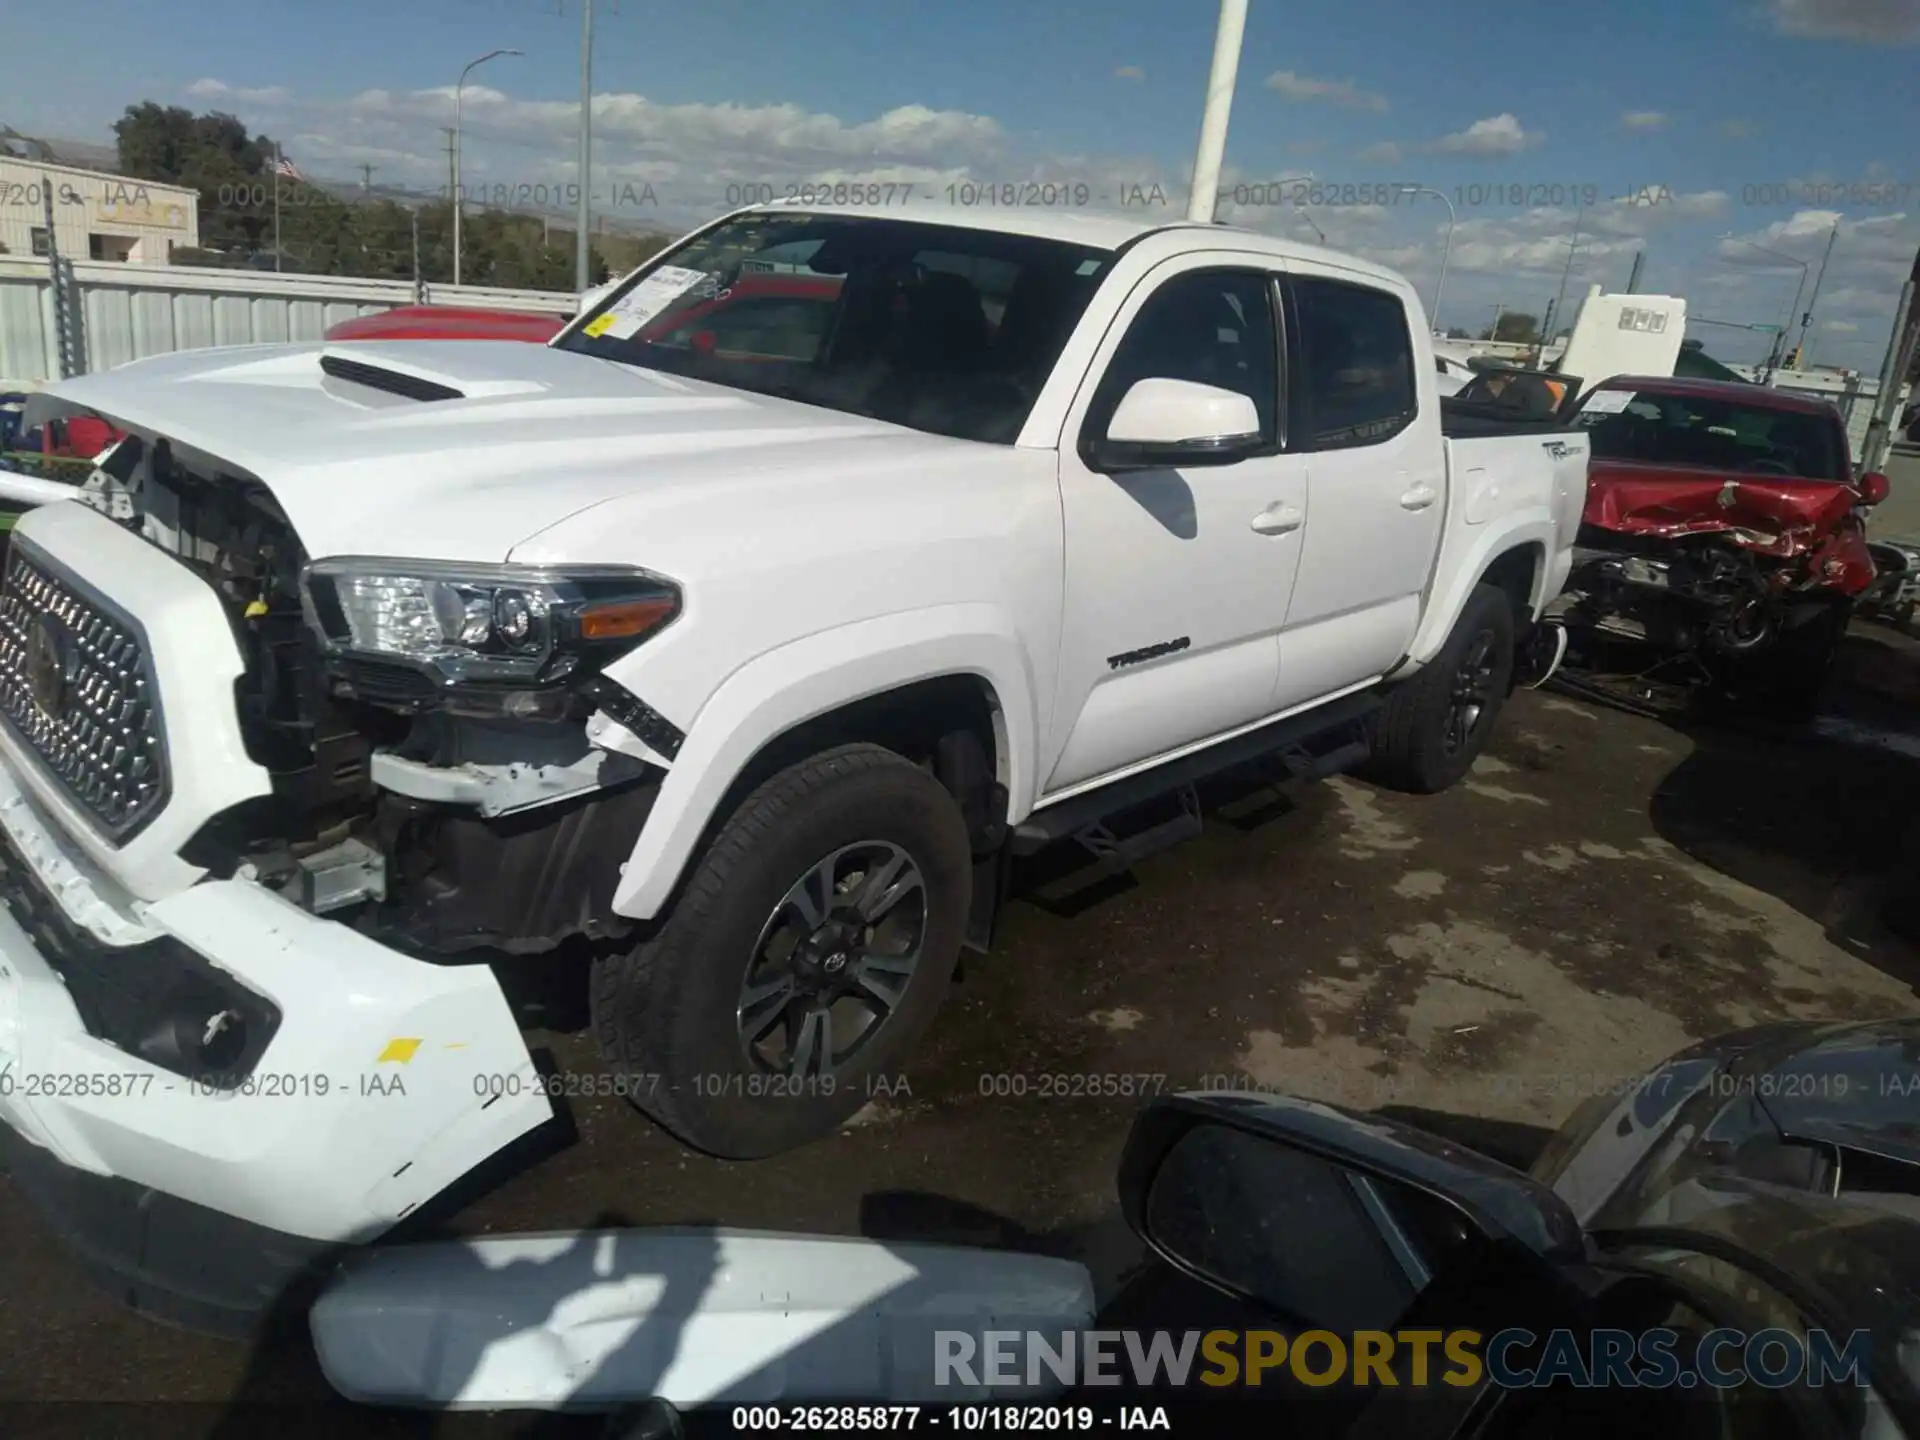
xmin=1012 ymin=690 xmax=1383 ymax=856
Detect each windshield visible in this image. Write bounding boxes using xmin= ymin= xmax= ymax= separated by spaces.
xmin=1574 ymin=387 xmax=1846 ymax=481
xmin=555 ymin=211 xmax=1113 ymax=445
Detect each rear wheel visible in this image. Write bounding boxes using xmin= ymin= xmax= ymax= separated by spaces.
xmin=1367 ymin=584 xmax=1517 ymax=794
xmin=592 ymin=743 xmax=972 ymax=1158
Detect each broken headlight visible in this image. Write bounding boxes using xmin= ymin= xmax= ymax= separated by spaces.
xmin=303 ymin=558 xmax=680 ymax=688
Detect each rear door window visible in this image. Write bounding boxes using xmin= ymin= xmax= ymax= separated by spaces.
xmin=1289 ymin=277 xmax=1418 ymax=449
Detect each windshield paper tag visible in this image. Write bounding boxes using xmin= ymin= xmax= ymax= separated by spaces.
xmin=589 ymin=266 xmax=710 ymax=340
xmin=1579 ymin=389 xmax=1635 ymax=414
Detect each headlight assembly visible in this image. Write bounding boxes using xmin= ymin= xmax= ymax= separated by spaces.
xmin=303 ymin=558 xmax=680 ymax=690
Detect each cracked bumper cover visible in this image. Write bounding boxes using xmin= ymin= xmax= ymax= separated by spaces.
xmin=0 ymin=751 xmax=553 ymax=1325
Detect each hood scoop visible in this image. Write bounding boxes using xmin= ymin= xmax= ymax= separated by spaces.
xmin=319 ymin=353 xmax=465 ymax=403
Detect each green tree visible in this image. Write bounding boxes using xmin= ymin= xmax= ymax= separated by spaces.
xmin=113 ymin=102 xmax=280 ymax=254
xmin=1479 ymin=312 xmax=1540 ymax=344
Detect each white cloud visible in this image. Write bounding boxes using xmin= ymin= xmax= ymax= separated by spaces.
xmin=1427 ymin=113 xmax=1542 ymax=156
xmin=1768 ymin=0 xmax=1920 ymax=42
xmin=185 ymin=77 xmax=290 ymax=104
xmin=1264 ymin=70 xmax=1390 ymax=112
xmin=1357 ymin=141 xmax=1405 ymax=165
xmin=1114 ymin=65 xmax=1146 ymax=81
xmin=1824 ymin=319 xmax=1861 ymax=331
xmin=1620 ymin=110 xmax=1668 ymax=130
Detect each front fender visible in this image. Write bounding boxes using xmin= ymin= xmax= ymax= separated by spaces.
xmin=1408 ymin=512 xmax=1564 ymax=669
xmin=606 ymin=605 xmax=1041 ymax=920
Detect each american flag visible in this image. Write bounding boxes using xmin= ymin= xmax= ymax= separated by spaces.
xmin=272 ymin=154 xmax=304 ymax=181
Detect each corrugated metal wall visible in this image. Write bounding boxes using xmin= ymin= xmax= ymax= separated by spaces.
xmin=0 ymin=258 xmax=575 ymax=388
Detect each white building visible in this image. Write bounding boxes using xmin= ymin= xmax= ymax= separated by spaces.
xmin=0 ymin=156 xmax=200 ymax=265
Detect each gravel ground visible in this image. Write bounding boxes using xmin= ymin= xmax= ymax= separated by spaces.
xmin=1 ymin=624 xmax=1916 ymax=1434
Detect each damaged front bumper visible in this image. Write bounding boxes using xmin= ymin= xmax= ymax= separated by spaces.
xmin=0 ymin=751 xmax=553 ymax=1332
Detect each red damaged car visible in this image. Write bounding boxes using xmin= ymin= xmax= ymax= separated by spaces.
xmin=1554 ymin=375 xmax=1891 ymax=712
xmin=323 ymin=306 xmax=568 ymax=344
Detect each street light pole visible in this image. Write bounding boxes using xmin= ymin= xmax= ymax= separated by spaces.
xmin=575 ymin=0 xmax=595 ymax=292
xmin=1400 ymin=186 xmax=1456 ymax=332
xmin=1185 ymin=0 xmax=1249 ymax=224
xmin=1790 ymin=221 xmax=1840 ymax=367
xmin=1549 ymin=197 xmax=1585 ymax=348
xmin=1722 ymin=234 xmax=1810 ymax=383
xmin=453 ymin=47 xmax=522 ymax=288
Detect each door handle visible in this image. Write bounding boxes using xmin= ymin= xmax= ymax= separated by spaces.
xmin=1399 ymin=482 xmax=1439 ymax=511
xmin=1250 ymin=502 xmax=1305 ymax=536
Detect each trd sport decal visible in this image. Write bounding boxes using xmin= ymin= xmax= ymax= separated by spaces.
xmin=1108 ymin=637 xmax=1192 ymax=670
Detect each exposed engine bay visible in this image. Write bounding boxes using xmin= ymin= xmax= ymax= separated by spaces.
xmin=73 ymin=427 xmax=662 ymax=956
xmin=1549 ymin=380 xmax=1880 ymax=707
xmin=1552 ymin=523 xmax=1867 ymax=664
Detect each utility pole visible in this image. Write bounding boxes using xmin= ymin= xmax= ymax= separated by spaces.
xmin=411 ymin=209 xmax=424 ymax=303
xmin=272 ymin=143 xmax=283 ymax=272
xmin=359 ymin=163 xmax=375 ymax=195
xmin=442 ymin=127 xmax=457 ymax=208
xmin=575 ymin=0 xmax=596 ymax=290
xmin=1185 ymin=0 xmax=1248 ymax=224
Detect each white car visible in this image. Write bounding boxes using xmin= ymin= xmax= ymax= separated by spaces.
xmin=0 ymin=201 xmax=1588 ymax=1329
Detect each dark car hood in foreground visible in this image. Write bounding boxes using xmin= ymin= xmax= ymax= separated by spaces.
xmin=1533 ymin=1019 xmax=1920 ymax=1226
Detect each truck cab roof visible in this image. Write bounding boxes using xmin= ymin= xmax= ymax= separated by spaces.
xmin=745 ymin=199 xmax=1418 ymax=293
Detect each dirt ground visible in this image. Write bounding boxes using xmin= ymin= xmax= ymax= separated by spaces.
xmin=1 ymin=621 xmax=1917 ymax=1429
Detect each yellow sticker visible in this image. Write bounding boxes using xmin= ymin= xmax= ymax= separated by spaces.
xmin=583 ymin=313 xmax=617 ymax=338
xmin=376 ymin=1037 xmax=423 ymax=1064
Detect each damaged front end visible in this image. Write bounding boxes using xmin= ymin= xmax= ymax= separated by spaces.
xmin=64 ymin=430 xmax=682 ymax=958
xmin=0 ymin=414 xmax=681 ymax=1331
xmin=1550 ymin=462 xmax=1877 ymax=689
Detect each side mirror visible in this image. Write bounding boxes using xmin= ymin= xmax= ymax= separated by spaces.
xmin=1857 ymin=471 xmax=1891 ymax=507
xmin=1088 ymin=378 xmax=1264 ymax=474
xmin=1117 ymin=1093 xmax=1587 ymax=1334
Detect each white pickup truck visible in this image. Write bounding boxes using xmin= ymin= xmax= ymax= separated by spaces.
xmin=0 ymin=202 xmax=1588 ymax=1328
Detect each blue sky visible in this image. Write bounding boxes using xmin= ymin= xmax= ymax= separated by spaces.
xmin=7 ymin=0 xmax=1918 ymax=365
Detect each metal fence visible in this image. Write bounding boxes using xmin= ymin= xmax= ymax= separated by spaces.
xmin=0 ymin=256 xmax=576 ymax=389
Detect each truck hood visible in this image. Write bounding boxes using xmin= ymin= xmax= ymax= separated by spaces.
xmin=32 ymin=340 xmax=923 ymax=560
xmin=1582 ymin=460 xmax=1861 ymax=557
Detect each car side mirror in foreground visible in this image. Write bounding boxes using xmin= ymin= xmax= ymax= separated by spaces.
xmin=1087 ymin=377 xmax=1264 ymax=473
xmin=1857 ymin=471 xmax=1891 ymax=507
xmin=1117 ymin=1093 xmax=1589 ymax=1335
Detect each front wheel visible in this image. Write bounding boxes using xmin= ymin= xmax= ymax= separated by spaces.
xmin=1366 ymin=584 xmax=1517 ymax=794
xmin=591 ymin=743 xmax=972 ymax=1159
xmin=1713 ymin=600 xmax=1849 ymax=720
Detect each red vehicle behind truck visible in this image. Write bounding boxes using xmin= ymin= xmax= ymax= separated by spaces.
xmin=1551 ymin=375 xmax=1890 ymax=712
xmin=323 ymin=306 xmax=569 ymax=343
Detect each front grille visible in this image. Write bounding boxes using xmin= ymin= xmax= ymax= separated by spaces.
xmin=0 ymin=541 xmax=169 ymax=841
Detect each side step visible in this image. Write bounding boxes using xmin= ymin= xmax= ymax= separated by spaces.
xmin=1012 ymin=689 xmax=1383 ymax=857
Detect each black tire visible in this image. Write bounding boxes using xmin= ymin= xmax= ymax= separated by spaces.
xmin=1366 ymin=584 xmax=1517 ymax=794
xmin=1716 ymin=600 xmax=1849 ymax=720
xmin=592 ymin=743 xmax=972 ymax=1159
